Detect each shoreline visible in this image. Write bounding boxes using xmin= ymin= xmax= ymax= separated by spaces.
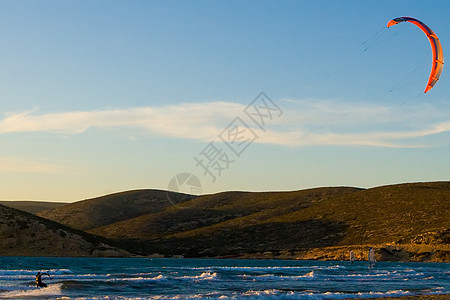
xmin=1 ymin=243 xmax=449 ymax=263
xmin=1 ymin=254 xmax=449 ymax=265
xmin=210 ymin=244 xmax=450 ymax=263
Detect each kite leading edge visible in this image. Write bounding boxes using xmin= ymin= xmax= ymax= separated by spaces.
xmin=387 ymin=17 xmax=444 ymax=93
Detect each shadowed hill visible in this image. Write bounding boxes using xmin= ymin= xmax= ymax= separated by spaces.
xmin=38 ymin=189 xmax=190 ymax=231
xmin=34 ymin=182 xmax=449 ymax=261
xmin=269 ymin=181 xmax=450 ymax=246
xmin=0 ymin=204 xmax=131 ymax=257
xmin=144 ymin=182 xmax=449 ymax=258
xmin=0 ymin=201 xmax=66 ymax=214
xmin=88 ymin=187 xmax=361 ymax=241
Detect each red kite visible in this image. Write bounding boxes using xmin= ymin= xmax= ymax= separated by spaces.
xmin=387 ymin=17 xmax=444 ymax=93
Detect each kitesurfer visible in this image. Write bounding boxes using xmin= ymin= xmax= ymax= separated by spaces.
xmin=36 ymin=272 xmax=51 ymax=288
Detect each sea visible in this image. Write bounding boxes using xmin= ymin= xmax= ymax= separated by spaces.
xmin=0 ymin=257 xmax=448 ymax=299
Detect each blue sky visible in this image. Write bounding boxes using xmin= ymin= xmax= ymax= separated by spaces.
xmin=0 ymin=0 xmax=449 ymax=202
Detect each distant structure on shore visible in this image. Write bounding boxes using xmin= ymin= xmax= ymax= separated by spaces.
xmin=368 ymin=247 xmax=376 ymax=268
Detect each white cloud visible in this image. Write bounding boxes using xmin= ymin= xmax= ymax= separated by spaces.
xmin=0 ymin=99 xmax=449 ymax=148
xmin=0 ymin=102 xmax=243 ymax=141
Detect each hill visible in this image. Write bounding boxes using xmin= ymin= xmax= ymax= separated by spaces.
xmin=153 ymin=181 xmax=449 ymax=261
xmin=95 ymin=183 xmax=449 ymax=261
xmin=0 ymin=201 xmax=66 ymax=214
xmin=35 ymin=182 xmax=450 ymax=261
xmin=38 ymin=189 xmax=190 ymax=231
xmin=0 ymin=204 xmax=132 ymax=257
xmin=87 ymin=187 xmax=360 ymax=240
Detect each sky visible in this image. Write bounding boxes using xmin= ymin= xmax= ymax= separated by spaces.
xmin=0 ymin=0 xmax=449 ymax=202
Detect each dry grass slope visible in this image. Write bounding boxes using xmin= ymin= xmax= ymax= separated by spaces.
xmin=32 ymin=182 xmax=449 ymax=261
xmin=88 ymin=187 xmax=360 ymax=240
xmin=0 ymin=201 xmax=65 ymax=214
xmin=0 ymin=204 xmax=131 ymax=257
xmin=122 ymin=182 xmax=449 ymax=260
xmin=38 ymin=189 xmax=190 ymax=231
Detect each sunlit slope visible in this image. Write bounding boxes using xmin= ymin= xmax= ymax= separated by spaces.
xmin=274 ymin=181 xmax=450 ymax=246
xmin=38 ymin=189 xmax=190 ymax=231
xmin=149 ymin=182 xmax=449 ymax=256
xmin=35 ymin=182 xmax=449 ymax=260
xmin=0 ymin=204 xmax=130 ymax=257
xmin=88 ymin=187 xmax=361 ymax=241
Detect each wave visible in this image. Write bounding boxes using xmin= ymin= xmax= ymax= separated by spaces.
xmin=2 ymin=268 xmax=432 ymax=285
xmin=107 ymin=274 xmax=167 ymax=282
xmin=0 ymin=268 xmax=72 ymax=275
xmin=0 ymin=269 xmax=74 ymax=283
xmin=102 ymin=272 xmax=218 ymax=283
xmin=239 ymin=270 xmax=317 ymax=281
xmin=179 ymin=272 xmax=218 ymax=281
xmin=236 ymin=268 xmax=435 ymax=283
xmin=172 ymin=266 xmax=321 ymax=271
xmin=323 ymin=271 xmax=427 ymax=280
xmin=84 ymin=289 xmax=438 ymax=300
xmin=1 ymin=259 xmax=447 ymax=299
xmin=0 ymin=283 xmax=63 ymax=299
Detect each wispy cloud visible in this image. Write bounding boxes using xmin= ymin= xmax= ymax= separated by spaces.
xmin=0 ymin=99 xmax=448 ymax=148
xmin=274 ymin=99 xmax=450 ymax=147
xmin=0 ymin=158 xmax=76 ymax=174
xmin=0 ymin=102 xmax=243 ymax=140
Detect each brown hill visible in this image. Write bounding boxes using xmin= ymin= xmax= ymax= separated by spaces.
xmin=274 ymin=181 xmax=450 ymax=246
xmin=148 ymin=182 xmax=449 ymax=260
xmin=0 ymin=204 xmax=131 ymax=257
xmin=88 ymin=187 xmax=361 ymax=241
xmin=0 ymin=201 xmax=66 ymax=214
xmin=34 ymin=182 xmax=450 ymax=261
xmin=38 ymin=189 xmax=190 ymax=231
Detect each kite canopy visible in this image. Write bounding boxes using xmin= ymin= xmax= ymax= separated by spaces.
xmin=387 ymin=17 xmax=444 ymax=93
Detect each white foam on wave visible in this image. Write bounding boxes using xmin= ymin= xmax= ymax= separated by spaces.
xmin=0 ymin=268 xmax=73 ymax=281
xmin=327 ymin=272 xmax=395 ymax=278
xmin=0 ymin=269 xmax=74 ymax=282
xmin=108 ymin=274 xmax=167 ymax=282
xmin=179 ymin=272 xmax=218 ymax=281
xmin=241 ymin=289 xmax=280 ymax=296
xmin=213 ymin=266 xmax=318 ymax=271
xmin=0 ymin=269 xmax=72 ymax=275
xmin=228 ymin=289 xmax=414 ymax=300
xmin=107 ymin=272 xmax=218 ymax=283
xmin=301 ymin=289 xmax=414 ymax=300
xmin=0 ymin=283 xmax=63 ymax=299
xmin=304 ymin=270 xmax=315 ymax=278
xmin=0 ymin=275 xmax=30 ymax=280
xmin=316 ymin=265 xmax=346 ymax=270
xmin=48 ymin=269 xmax=73 ymax=275
xmin=239 ymin=270 xmax=316 ymax=281
xmin=175 ymin=266 xmax=318 ymax=272
xmin=237 ymin=269 xmax=431 ymax=283
xmin=59 ymin=290 xmax=449 ymax=300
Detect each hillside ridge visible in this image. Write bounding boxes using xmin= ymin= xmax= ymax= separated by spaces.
xmin=7 ymin=182 xmax=450 ymax=261
xmin=0 ymin=201 xmax=66 ymax=214
xmin=38 ymin=189 xmax=192 ymax=231
xmin=0 ymin=203 xmax=133 ymax=257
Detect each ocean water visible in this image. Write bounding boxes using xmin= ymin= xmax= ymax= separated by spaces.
xmin=0 ymin=257 xmax=448 ymax=299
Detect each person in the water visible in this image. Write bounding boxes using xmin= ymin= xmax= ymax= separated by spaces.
xmin=36 ymin=272 xmax=51 ymax=288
